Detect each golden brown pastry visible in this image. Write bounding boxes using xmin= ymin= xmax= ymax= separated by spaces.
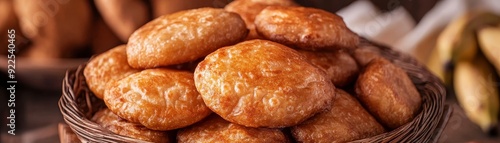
xmin=352 ymin=45 xmax=382 ymax=67
xmin=14 ymin=0 xmax=92 ymax=59
xmin=92 ymin=108 xmax=171 ymax=143
xmin=194 ymin=39 xmax=335 ymax=128
xmin=225 ymin=0 xmax=298 ymax=40
xmin=298 ymin=50 xmax=359 ymax=87
xmin=291 ymin=89 xmax=385 ymax=143
xmin=94 ymin=0 xmax=150 ymax=42
xmin=177 ymin=114 xmax=288 ymax=143
xmin=89 ymin=17 xmax=123 ymax=55
xmin=84 ymin=45 xmax=139 ymax=99
xmin=355 ymin=57 xmax=422 ymax=129
xmin=254 ymin=6 xmax=359 ymax=51
xmin=127 ymin=8 xmax=248 ymax=69
xmin=104 ymin=68 xmax=212 ymax=131
xmin=0 ymin=0 xmax=24 ymax=55
xmin=151 ymin=0 xmax=215 ymax=18
xmin=0 ymin=0 xmax=16 ymax=30
xmin=168 ymin=58 xmax=203 ymax=73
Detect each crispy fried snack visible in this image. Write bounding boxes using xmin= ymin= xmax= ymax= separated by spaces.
xmin=352 ymin=45 xmax=382 ymax=67
xmin=150 ymin=0 xmax=215 ymax=18
xmin=291 ymin=89 xmax=385 ymax=143
xmin=89 ymin=17 xmax=123 ymax=55
xmin=0 ymin=0 xmax=24 ymax=55
xmin=104 ymin=68 xmax=212 ymax=131
xmin=194 ymin=39 xmax=335 ymax=128
xmin=84 ymin=45 xmax=139 ymax=99
xmin=94 ymin=0 xmax=150 ymax=42
xmin=168 ymin=58 xmax=203 ymax=73
xmin=127 ymin=8 xmax=248 ymax=68
xmin=177 ymin=114 xmax=288 ymax=143
xmin=225 ymin=0 xmax=298 ymax=40
xmin=355 ymin=57 xmax=422 ymax=129
xmin=254 ymin=6 xmax=359 ymax=51
xmin=92 ymin=108 xmax=171 ymax=143
xmin=14 ymin=0 xmax=92 ymax=59
xmin=298 ymin=50 xmax=359 ymax=87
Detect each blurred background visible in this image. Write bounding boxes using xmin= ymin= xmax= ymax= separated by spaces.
xmin=1 ymin=0 xmax=500 ymax=142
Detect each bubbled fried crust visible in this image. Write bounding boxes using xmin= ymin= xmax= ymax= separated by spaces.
xmin=225 ymin=0 xmax=298 ymax=40
xmin=352 ymin=45 xmax=382 ymax=67
xmin=104 ymin=69 xmax=212 ymax=131
xmin=127 ymin=8 xmax=248 ymax=68
xmin=291 ymin=89 xmax=385 ymax=143
xmin=355 ymin=58 xmax=422 ymax=129
xmin=83 ymin=45 xmax=139 ymax=99
xmin=92 ymin=108 xmax=171 ymax=143
xmin=177 ymin=115 xmax=288 ymax=143
xmin=254 ymin=6 xmax=359 ymax=51
xmin=298 ymin=50 xmax=359 ymax=87
xmin=194 ymin=39 xmax=335 ymax=128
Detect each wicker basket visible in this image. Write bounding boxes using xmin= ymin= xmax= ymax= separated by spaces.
xmin=59 ymin=40 xmax=452 ymax=143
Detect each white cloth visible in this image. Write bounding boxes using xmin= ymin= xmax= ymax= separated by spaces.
xmin=336 ymin=0 xmax=500 ymax=63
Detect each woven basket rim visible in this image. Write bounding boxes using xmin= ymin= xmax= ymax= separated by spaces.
xmin=59 ymin=66 xmax=150 ymax=143
xmin=59 ymin=40 xmax=451 ymax=143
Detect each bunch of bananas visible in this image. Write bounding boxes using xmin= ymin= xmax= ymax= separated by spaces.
xmin=429 ymin=11 xmax=500 ymax=133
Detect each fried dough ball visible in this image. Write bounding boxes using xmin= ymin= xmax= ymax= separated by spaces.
xmin=104 ymin=68 xmax=212 ymax=131
xmin=194 ymin=39 xmax=335 ymax=128
xmin=254 ymin=6 xmax=359 ymax=51
xmin=355 ymin=57 xmax=422 ymax=129
xmin=225 ymin=0 xmax=298 ymax=40
xmin=14 ymin=0 xmax=92 ymax=59
xmin=151 ymin=0 xmax=215 ymax=18
xmin=0 ymin=0 xmax=16 ymax=34
xmin=352 ymin=45 xmax=382 ymax=67
xmin=89 ymin=17 xmax=123 ymax=55
xmin=94 ymin=0 xmax=150 ymax=42
xmin=0 ymin=0 xmax=24 ymax=55
xmin=177 ymin=115 xmax=289 ymax=143
xmin=168 ymin=58 xmax=203 ymax=73
xmin=127 ymin=8 xmax=248 ymax=69
xmin=84 ymin=45 xmax=139 ymax=99
xmin=298 ymin=50 xmax=359 ymax=87
xmin=291 ymin=89 xmax=385 ymax=143
xmin=92 ymin=108 xmax=171 ymax=143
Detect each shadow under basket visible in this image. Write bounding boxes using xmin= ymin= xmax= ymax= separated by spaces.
xmin=59 ymin=40 xmax=453 ymax=143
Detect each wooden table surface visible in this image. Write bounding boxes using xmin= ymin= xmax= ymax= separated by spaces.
xmin=438 ymin=95 xmax=500 ymax=143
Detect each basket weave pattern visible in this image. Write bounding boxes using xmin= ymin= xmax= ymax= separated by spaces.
xmin=59 ymin=40 xmax=450 ymax=143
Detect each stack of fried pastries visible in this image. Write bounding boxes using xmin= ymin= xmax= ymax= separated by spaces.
xmin=83 ymin=0 xmax=422 ymax=142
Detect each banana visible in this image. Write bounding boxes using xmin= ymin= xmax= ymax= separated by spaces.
xmin=454 ymin=55 xmax=499 ymax=133
xmin=426 ymin=47 xmax=446 ymax=82
xmin=478 ymin=25 xmax=500 ymax=73
xmin=436 ymin=11 xmax=500 ymax=85
xmin=435 ymin=12 xmax=470 ymax=84
xmin=434 ymin=10 xmax=500 ymax=135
